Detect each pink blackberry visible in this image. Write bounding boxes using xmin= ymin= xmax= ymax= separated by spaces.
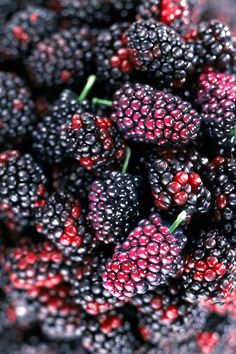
xmin=66 ymin=112 xmax=126 ymax=170
xmin=182 ymin=229 xmax=235 ymax=304
xmin=102 ymin=213 xmax=187 ymax=299
xmin=196 ymin=71 xmax=236 ymax=148
xmin=125 ymin=20 xmax=196 ymax=87
xmin=88 ymin=170 xmax=141 ymax=244
xmin=35 ymin=192 xmax=96 ymax=262
xmin=111 ymin=82 xmax=201 ymax=146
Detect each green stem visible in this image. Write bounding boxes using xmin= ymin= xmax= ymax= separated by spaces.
xmin=169 ymin=211 xmax=187 ymax=233
xmin=121 ymin=147 xmax=132 ymax=174
xmin=233 ymin=127 xmax=236 ymax=139
xmin=78 ymin=75 xmax=96 ymax=102
xmin=92 ymin=98 xmax=113 ymax=107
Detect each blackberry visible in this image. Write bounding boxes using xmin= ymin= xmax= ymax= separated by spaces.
xmin=0 ymin=1 xmax=19 ymax=37
xmin=125 ymin=20 xmax=196 ymax=87
xmin=35 ymin=192 xmax=95 ymax=262
xmin=111 ymin=82 xmax=201 ymax=146
xmin=103 ymin=213 xmax=187 ymax=299
xmin=148 ymin=148 xmax=211 ymax=220
xmin=0 ymin=72 xmax=37 ymax=145
xmin=67 ymin=112 xmax=126 ymax=170
xmin=88 ymin=170 xmax=141 ymax=244
xmin=186 ymin=20 xmax=236 ymax=70
xmin=95 ymin=23 xmax=135 ymax=91
xmin=82 ymin=312 xmax=135 ymax=354
xmin=196 ymin=72 xmax=236 ymax=148
xmin=72 ymin=255 xmax=125 ymax=315
xmin=204 ymin=156 xmax=236 ymax=243
xmin=1 ymin=5 xmax=57 ymax=60
xmin=0 ymin=151 xmax=47 ymax=232
xmin=26 ymin=27 xmax=93 ymax=88
xmin=111 ymin=0 xmax=140 ymax=20
xmin=182 ymin=229 xmax=235 ymax=304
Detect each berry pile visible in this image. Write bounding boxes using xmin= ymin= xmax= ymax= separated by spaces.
xmin=0 ymin=1 xmax=236 ymax=354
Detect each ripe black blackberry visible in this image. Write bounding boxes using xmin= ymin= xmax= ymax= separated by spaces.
xmin=196 ymin=72 xmax=236 ymax=148
xmin=1 ymin=5 xmax=57 ymax=60
xmin=111 ymin=0 xmax=140 ymax=20
xmin=72 ymin=255 xmax=125 ymax=315
xmin=111 ymin=82 xmax=201 ymax=146
xmin=125 ymin=20 xmax=196 ymax=87
xmin=35 ymin=192 xmax=96 ymax=262
xmin=26 ymin=27 xmax=93 ymax=88
xmin=0 ymin=72 xmax=37 ymax=145
xmin=186 ymin=20 xmax=236 ymax=70
xmin=82 ymin=312 xmax=135 ymax=354
xmin=148 ymin=148 xmax=211 ymax=220
xmin=67 ymin=112 xmax=126 ymax=170
xmin=88 ymin=170 xmax=141 ymax=244
xmin=204 ymin=156 xmax=236 ymax=243
xmin=95 ymin=23 xmax=135 ymax=91
xmin=0 ymin=151 xmax=47 ymax=232
xmin=182 ymin=229 xmax=235 ymax=304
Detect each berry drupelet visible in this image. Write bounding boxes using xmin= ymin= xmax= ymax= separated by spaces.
xmin=1 ymin=5 xmax=57 ymax=60
xmin=0 ymin=72 xmax=37 ymax=145
xmin=88 ymin=170 xmax=141 ymax=244
xmin=82 ymin=312 xmax=135 ymax=354
xmin=182 ymin=229 xmax=235 ymax=304
xmin=35 ymin=192 xmax=95 ymax=262
xmin=125 ymin=20 xmax=196 ymax=87
xmin=196 ymin=71 xmax=236 ymax=148
xmin=111 ymin=82 xmax=201 ymax=146
xmin=0 ymin=151 xmax=47 ymax=232
xmin=103 ymin=213 xmax=187 ymax=299
xmin=72 ymin=255 xmax=125 ymax=315
xmin=148 ymin=148 xmax=211 ymax=220
xmin=67 ymin=112 xmax=126 ymax=170
xmin=111 ymin=0 xmax=140 ymax=20
xmin=204 ymin=156 xmax=236 ymax=243
xmin=95 ymin=22 xmax=135 ymax=91
xmin=26 ymin=27 xmax=93 ymax=88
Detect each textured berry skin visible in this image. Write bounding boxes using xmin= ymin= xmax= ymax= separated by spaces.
xmin=82 ymin=312 xmax=135 ymax=354
xmin=186 ymin=20 xmax=236 ymax=70
xmin=26 ymin=27 xmax=92 ymax=88
xmin=111 ymin=82 xmax=201 ymax=146
xmin=0 ymin=72 xmax=37 ymax=145
xmin=196 ymin=72 xmax=236 ymax=148
xmin=125 ymin=20 xmax=195 ymax=87
xmin=111 ymin=0 xmax=140 ymax=19
xmin=1 ymin=5 xmax=57 ymax=60
xmin=0 ymin=151 xmax=47 ymax=232
xmin=148 ymin=148 xmax=211 ymax=219
xmin=72 ymin=255 xmax=125 ymax=315
xmin=103 ymin=213 xmax=187 ymax=299
xmin=32 ymin=90 xmax=86 ymax=165
xmin=182 ymin=229 xmax=235 ymax=304
xmin=88 ymin=171 xmax=141 ymax=244
xmin=35 ymin=192 xmax=95 ymax=262
xmin=95 ymin=23 xmax=135 ymax=90
xmin=67 ymin=112 xmax=126 ymax=170
xmin=204 ymin=156 xmax=236 ymax=243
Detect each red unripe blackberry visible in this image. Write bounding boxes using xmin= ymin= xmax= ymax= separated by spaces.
xmin=0 ymin=5 xmax=57 ymax=60
xmin=35 ymin=192 xmax=96 ymax=262
xmin=95 ymin=22 xmax=135 ymax=91
xmin=102 ymin=213 xmax=187 ymax=300
xmin=0 ymin=151 xmax=47 ymax=232
xmin=67 ymin=112 xmax=126 ymax=170
xmin=82 ymin=311 xmax=135 ymax=354
xmin=125 ymin=20 xmax=196 ymax=87
xmin=111 ymin=82 xmax=201 ymax=146
xmin=196 ymin=71 xmax=236 ymax=148
xmin=204 ymin=156 xmax=236 ymax=243
xmin=182 ymin=229 xmax=235 ymax=304
xmin=0 ymin=72 xmax=37 ymax=145
xmin=148 ymin=148 xmax=211 ymax=220
xmin=26 ymin=27 xmax=93 ymax=88
xmin=88 ymin=170 xmax=141 ymax=244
